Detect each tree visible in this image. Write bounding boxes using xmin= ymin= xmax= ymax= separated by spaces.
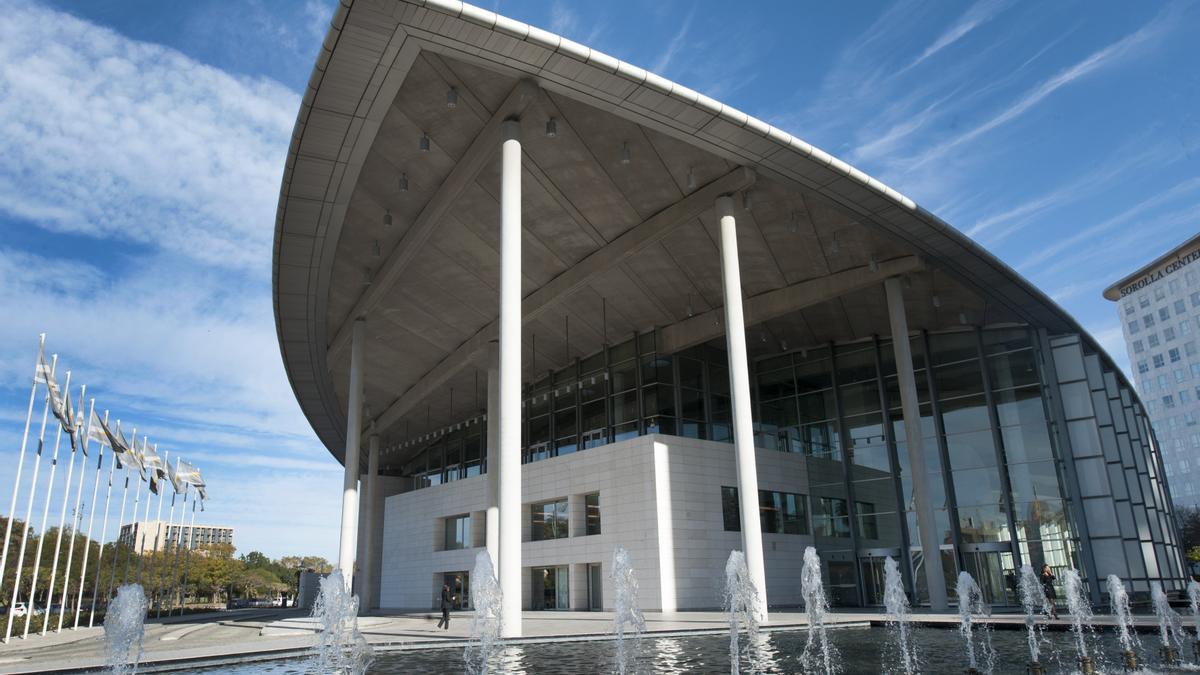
xmin=1177 ymin=506 xmax=1200 ymax=554
xmin=234 ymin=567 xmax=286 ymax=599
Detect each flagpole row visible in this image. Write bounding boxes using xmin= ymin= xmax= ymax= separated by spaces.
xmin=23 ymin=370 xmax=72 ymax=640
xmin=54 ymin=397 xmax=94 ymax=633
xmin=77 ymin=410 xmax=111 ymax=629
xmin=0 ymin=334 xmax=46 ymax=605
xmin=4 ymin=355 xmax=56 ymax=644
xmin=133 ymin=440 xmax=156 ymax=586
xmin=121 ymin=433 xmax=143 ymax=587
xmin=155 ymin=459 xmax=180 ymax=618
xmin=42 ymin=383 xmax=85 ymax=636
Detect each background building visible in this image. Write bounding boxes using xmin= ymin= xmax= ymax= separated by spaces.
xmin=1106 ymin=233 xmax=1200 ymax=508
xmin=119 ymin=521 xmax=234 ymax=552
xmin=274 ymin=0 xmax=1186 ymax=624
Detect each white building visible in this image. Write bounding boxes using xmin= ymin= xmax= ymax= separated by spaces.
xmin=273 ymin=0 xmax=1187 ymax=632
xmin=119 ymin=520 xmax=233 ymax=552
xmin=1107 ymin=233 xmax=1200 ymax=508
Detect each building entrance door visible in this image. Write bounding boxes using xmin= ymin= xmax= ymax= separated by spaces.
xmin=858 ymin=548 xmax=902 ymax=606
xmin=961 ymin=543 xmax=1017 ymax=607
xmin=587 ymin=563 xmax=603 ymax=610
xmin=532 ymin=566 xmax=569 ymax=610
xmin=441 ymin=571 xmax=470 ymax=610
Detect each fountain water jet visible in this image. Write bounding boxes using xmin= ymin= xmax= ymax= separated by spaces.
xmin=611 ymin=547 xmax=646 ymax=675
xmin=1151 ymin=580 xmax=1185 ymax=666
xmin=723 ymin=550 xmax=759 ymax=675
xmin=1017 ymin=565 xmax=1048 ymax=673
xmin=882 ymin=556 xmax=917 ymax=675
xmin=1062 ymin=569 xmax=1095 ymax=674
xmin=1189 ymin=578 xmax=1200 ymax=660
xmin=1107 ymin=574 xmax=1140 ymax=670
xmin=464 ymin=551 xmax=503 ymax=675
xmin=311 ymin=570 xmax=372 ymax=675
xmin=955 ymin=572 xmax=993 ymax=675
xmin=800 ymin=547 xmax=839 ymax=675
xmin=103 ymin=583 xmax=146 ymax=675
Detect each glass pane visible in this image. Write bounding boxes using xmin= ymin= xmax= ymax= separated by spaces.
xmin=840 ymin=381 xmax=881 ymax=416
xmin=934 ymin=361 xmax=985 ymax=399
xmin=722 ymin=486 xmax=740 ymax=531
xmin=611 ymin=361 xmax=637 ymax=392
xmin=1007 ymin=461 xmax=1064 ymax=503
xmin=951 ymin=467 xmax=1003 ymax=507
xmin=957 ymin=503 xmax=1010 ymax=543
xmin=988 ymin=349 xmax=1039 ymax=389
xmin=930 ymin=332 xmax=979 ymax=365
xmin=940 ymin=394 xmax=990 ymax=435
xmin=757 ymin=367 xmax=796 ymax=400
xmin=945 ymin=430 xmax=997 ymax=470
xmin=586 ymin=493 xmax=601 ymax=535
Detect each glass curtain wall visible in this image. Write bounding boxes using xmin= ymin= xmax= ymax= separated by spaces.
xmin=395 ymin=326 xmax=1184 ymax=603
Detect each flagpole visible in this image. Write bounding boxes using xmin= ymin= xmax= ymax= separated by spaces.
xmin=105 ymin=452 xmax=132 ymax=610
xmin=54 ymin=397 xmax=93 ymax=633
xmin=107 ymin=423 xmax=135 ymax=601
xmin=154 ymin=459 xmax=179 ymax=618
xmin=0 ymin=334 xmax=46 ymax=606
xmin=163 ymin=484 xmax=188 ymax=617
xmin=122 ymin=436 xmax=145 ymax=586
xmin=22 ymin=369 xmax=72 ymax=639
xmin=3 ymin=355 xmax=55 ymax=643
xmin=175 ymin=498 xmax=198 ymax=616
xmin=139 ymin=447 xmax=166 ymax=588
xmin=77 ymin=410 xmax=111 ymax=629
xmin=42 ymin=384 xmax=84 ymax=636
xmin=134 ymin=442 xmax=159 ymax=585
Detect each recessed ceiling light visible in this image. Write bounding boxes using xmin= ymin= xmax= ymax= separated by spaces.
xmin=420 ymin=132 xmax=430 ymax=152
xmin=545 ymin=118 xmax=557 ymax=138
xmin=446 ymin=87 xmax=458 ymax=108
xmin=620 ymin=141 xmax=631 ymax=165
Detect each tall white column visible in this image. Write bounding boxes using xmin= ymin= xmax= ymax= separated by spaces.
xmin=884 ymin=276 xmax=949 ymax=611
xmin=498 ymin=119 xmax=523 ymax=638
xmin=361 ymin=434 xmax=379 ymax=611
xmin=338 ymin=318 xmax=365 ymax=592
xmin=715 ymin=195 xmax=769 ymax=623
xmin=486 ymin=340 xmax=500 ymax=568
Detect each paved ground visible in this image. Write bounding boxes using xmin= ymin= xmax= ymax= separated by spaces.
xmin=0 ymin=607 xmax=1183 ymax=674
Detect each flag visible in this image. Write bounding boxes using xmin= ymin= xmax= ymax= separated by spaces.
xmin=176 ymin=460 xmax=207 ymax=503
xmin=57 ymin=390 xmax=80 ymax=451
xmin=142 ymin=445 xmax=168 ymax=495
xmin=34 ymin=343 xmax=53 ymax=384
xmin=87 ymin=411 xmax=111 ymax=449
xmin=167 ymin=461 xmax=185 ymax=493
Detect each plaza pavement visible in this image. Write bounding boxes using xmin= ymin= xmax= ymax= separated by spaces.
xmin=0 ymin=607 xmax=1183 ymax=673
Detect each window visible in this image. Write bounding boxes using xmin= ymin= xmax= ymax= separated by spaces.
xmin=1192 ymin=363 xmax=1200 ymax=379
xmin=1148 ymin=334 xmax=1160 ymax=347
xmin=1128 ymin=321 xmax=1140 ymax=334
xmin=1133 ymin=340 xmax=1144 ymax=353
xmin=1124 ymin=301 xmax=1135 ymax=315
xmin=1159 ymin=307 xmax=1171 ymax=322
xmin=1154 ymin=354 xmax=1165 ymax=368
xmin=1176 ymin=300 xmax=1187 ymax=315
xmin=1164 ymin=327 xmax=1176 ymax=342
xmin=1139 ymin=294 xmax=1151 ymax=308
xmin=1192 ymin=292 xmax=1200 ymax=307
xmin=1182 ymin=390 xmax=1193 ymax=405
xmin=1176 ymin=369 xmax=1187 ymax=384
xmin=531 ymin=499 xmax=569 ymax=541
xmin=1155 ymin=287 xmax=1166 ymax=301
xmin=1170 ymin=279 xmax=1182 ymax=294
xmin=814 ymin=497 xmax=851 ymax=538
xmin=585 ymin=493 xmax=601 ymax=535
xmin=1184 ymin=321 xmax=1194 ymax=336
xmin=856 ymin=501 xmax=879 ymax=539
xmin=1138 ymin=361 xmax=1149 ymax=374
xmin=443 ymin=515 xmax=470 ymax=551
xmin=1170 ymin=348 xmax=1181 ymax=363
xmin=1163 ymin=395 xmax=1176 ymax=409
xmin=721 ymin=486 xmax=809 ymax=535
xmin=1143 ymin=315 xmax=1155 ymax=328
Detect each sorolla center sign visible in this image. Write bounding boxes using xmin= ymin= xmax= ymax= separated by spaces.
xmin=1104 ymin=235 xmax=1200 ymax=301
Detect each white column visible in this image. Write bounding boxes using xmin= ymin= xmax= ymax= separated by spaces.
xmin=884 ymin=276 xmax=948 ymax=611
xmin=486 ymin=340 xmax=500 ymax=568
xmin=498 ymin=119 xmax=523 ymax=638
xmin=361 ymin=434 xmax=379 ymax=611
xmin=715 ymin=195 xmax=769 ymax=623
xmin=338 ymin=318 xmax=365 ymax=592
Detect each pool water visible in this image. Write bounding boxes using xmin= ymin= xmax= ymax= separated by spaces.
xmin=196 ymin=624 xmax=1199 ymax=674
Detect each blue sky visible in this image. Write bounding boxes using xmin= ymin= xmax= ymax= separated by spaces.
xmin=0 ymin=0 xmax=1196 ymax=560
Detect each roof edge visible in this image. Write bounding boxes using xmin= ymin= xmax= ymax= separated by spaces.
xmin=1102 ymin=232 xmax=1200 ymax=301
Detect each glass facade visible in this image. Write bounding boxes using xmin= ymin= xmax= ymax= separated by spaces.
xmin=397 ymin=326 xmax=1184 ymax=605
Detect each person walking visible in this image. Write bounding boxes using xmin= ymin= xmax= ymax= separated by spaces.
xmin=1039 ymin=564 xmax=1058 ymax=619
xmin=436 ymin=583 xmax=453 ymax=630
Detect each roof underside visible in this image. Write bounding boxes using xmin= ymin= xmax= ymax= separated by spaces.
xmin=274 ymin=0 xmax=1122 ymax=473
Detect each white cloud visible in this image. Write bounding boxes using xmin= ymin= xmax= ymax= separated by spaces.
xmin=906 ymin=9 xmax=1171 ymax=170
xmin=0 ymin=3 xmax=341 ymax=559
xmin=650 ymin=9 xmax=695 ymax=76
xmin=0 ymin=2 xmax=297 ymax=272
xmin=905 ymin=0 xmax=1008 ymax=70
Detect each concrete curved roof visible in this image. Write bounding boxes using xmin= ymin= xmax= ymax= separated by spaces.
xmin=273 ymin=0 xmax=1134 ymax=468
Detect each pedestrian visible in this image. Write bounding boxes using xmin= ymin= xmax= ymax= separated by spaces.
xmin=436 ymin=583 xmax=453 ymax=630
xmin=1039 ymin=564 xmax=1058 ymax=619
